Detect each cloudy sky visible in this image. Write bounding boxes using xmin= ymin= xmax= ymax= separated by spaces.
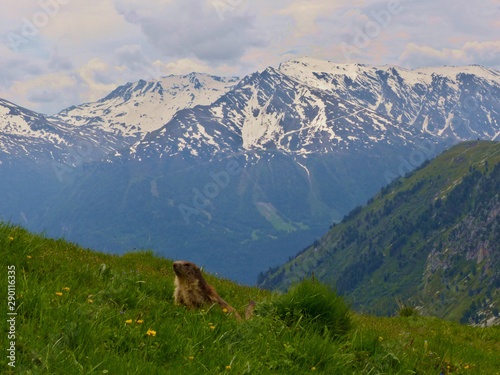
xmin=1 ymin=0 xmax=499 ymax=115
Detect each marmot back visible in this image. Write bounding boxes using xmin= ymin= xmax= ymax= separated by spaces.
xmin=173 ymin=260 xmax=242 ymax=320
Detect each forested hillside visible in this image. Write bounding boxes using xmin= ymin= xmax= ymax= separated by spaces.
xmin=259 ymin=141 xmax=500 ymax=325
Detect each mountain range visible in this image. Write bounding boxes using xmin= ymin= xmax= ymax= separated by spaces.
xmin=1 ymin=57 xmax=499 ymax=285
xmin=127 ymin=59 xmax=500 ymax=160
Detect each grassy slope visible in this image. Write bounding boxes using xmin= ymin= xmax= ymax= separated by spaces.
xmin=259 ymin=141 xmax=500 ymax=322
xmin=2 ymin=222 xmax=499 ymax=374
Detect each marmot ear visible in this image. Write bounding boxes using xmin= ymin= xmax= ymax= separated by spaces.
xmin=193 ymin=266 xmax=202 ymax=277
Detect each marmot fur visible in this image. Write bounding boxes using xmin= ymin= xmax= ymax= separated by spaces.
xmin=173 ymin=260 xmax=243 ymax=320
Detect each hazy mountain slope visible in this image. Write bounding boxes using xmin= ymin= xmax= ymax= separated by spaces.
xmin=258 ymin=141 xmax=500 ymax=325
xmin=37 ymin=148 xmax=410 ymax=285
xmin=0 ymin=98 xmax=128 ymax=225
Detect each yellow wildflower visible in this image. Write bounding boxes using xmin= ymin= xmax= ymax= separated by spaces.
xmin=88 ymin=299 xmax=93 ymax=303
xmin=222 ymin=308 xmax=228 ymax=313
xmin=27 ymin=255 xmax=32 ymax=258
xmin=188 ymin=356 xmax=194 ymax=360
xmin=136 ymin=320 xmax=144 ymax=324
xmin=8 ymin=237 xmax=13 ymax=241
xmin=125 ymin=319 xmax=133 ymax=324
xmin=62 ymin=287 xmax=70 ymax=291
xmin=210 ymin=326 xmax=216 ymax=330
xmin=55 ymin=292 xmax=63 ymax=296
xmin=146 ymin=329 xmax=156 ymax=336
xmin=312 ymin=367 xmax=316 ymax=370
xmin=464 ymin=365 xmax=469 ymax=369
xmin=226 ymin=366 xmax=231 ymax=370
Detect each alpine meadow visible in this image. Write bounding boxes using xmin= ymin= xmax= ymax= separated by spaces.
xmin=1 ymin=223 xmax=499 ymax=373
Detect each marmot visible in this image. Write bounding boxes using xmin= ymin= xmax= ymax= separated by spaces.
xmin=173 ymin=260 xmax=243 ymax=321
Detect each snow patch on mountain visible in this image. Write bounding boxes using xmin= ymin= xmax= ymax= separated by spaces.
xmin=53 ymin=73 xmax=240 ymax=138
xmin=0 ymin=98 xmax=127 ymax=165
xmin=0 ymin=99 xmax=68 ymax=152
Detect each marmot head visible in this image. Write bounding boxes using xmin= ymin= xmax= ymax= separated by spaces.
xmin=173 ymin=260 xmax=203 ymax=281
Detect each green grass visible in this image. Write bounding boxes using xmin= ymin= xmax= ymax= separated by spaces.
xmin=2 ymin=222 xmax=499 ymax=374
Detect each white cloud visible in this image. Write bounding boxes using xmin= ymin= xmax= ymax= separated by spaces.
xmin=113 ymin=0 xmax=265 ymax=62
xmin=1 ymin=0 xmax=499 ymax=114
xmin=41 ymin=1 xmax=131 ymax=46
xmin=77 ymin=58 xmax=118 ymax=103
xmin=275 ymin=0 xmax=356 ymax=38
xmin=399 ymin=41 xmax=500 ymax=69
xmin=160 ymin=58 xmax=214 ymax=75
xmin=0 ymin=72 xmax=79 ymax=114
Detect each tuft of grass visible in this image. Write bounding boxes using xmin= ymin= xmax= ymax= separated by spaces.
xmin=259 ymin=279 xmax=352 ymax=338
xmin=396 ymin=297 xmax=420 ymax=318
xmin=399 ymin=306 xmax=420 ymax=318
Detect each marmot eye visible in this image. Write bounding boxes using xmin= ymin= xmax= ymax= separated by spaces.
xmin=184 ymin=264 xmax=190 ymax=267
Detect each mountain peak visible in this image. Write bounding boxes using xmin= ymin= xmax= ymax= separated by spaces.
xmin=52 ymin=73 xmax=240 ymax=137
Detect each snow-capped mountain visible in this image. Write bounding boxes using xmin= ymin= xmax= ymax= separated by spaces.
xmin=0 ymin=98 xmax=124 ymax=165
xmin=1 ymin=72 xmax=239 ymax=169
xmin=130 ymin=67 xmax=413 ymax=160
xmin=130 ymin=57 xmax=500 ymax=161
xmin=3 ymin=59 xmax=498 ymax=166
xmin=53 ymin=73 xmax=240 ymax=138
xmin=279 ymin=58 xmax=500 ymax=140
